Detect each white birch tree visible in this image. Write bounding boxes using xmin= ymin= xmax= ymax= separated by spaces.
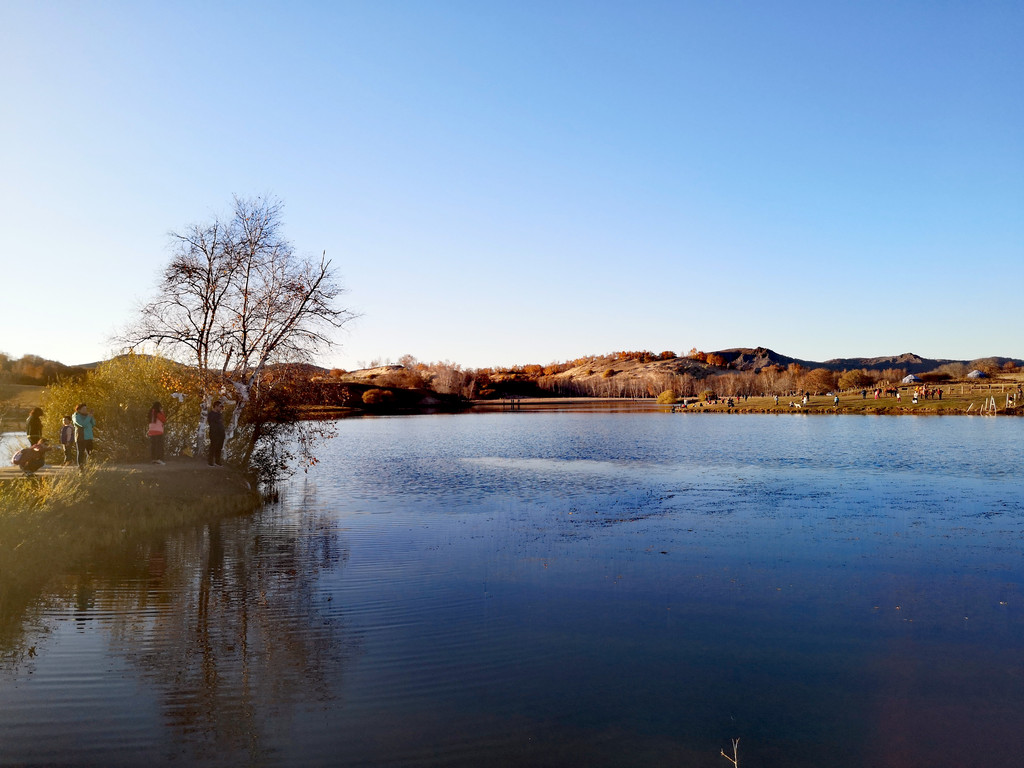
xmin=122 ymin=195 xmax=354 ymax=464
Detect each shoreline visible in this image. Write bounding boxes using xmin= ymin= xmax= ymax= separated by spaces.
xmin=468 ymin=393 xmax=1021 ymax=416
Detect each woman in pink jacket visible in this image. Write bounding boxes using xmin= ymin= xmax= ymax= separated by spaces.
xmin=148 ymin=402 xmax=167 ymax=465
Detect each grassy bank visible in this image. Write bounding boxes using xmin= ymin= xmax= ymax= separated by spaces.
xmin=471 ymin=380 xmax=1024 ymax=416
xmin=0 ymin=460 xmax=262 ymax=651
xmin=674 ymin=380 xmax=1022 ymax=415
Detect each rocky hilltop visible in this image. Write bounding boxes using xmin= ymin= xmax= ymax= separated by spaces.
xmin=696 ymin=348 xmax=1020 ymax=375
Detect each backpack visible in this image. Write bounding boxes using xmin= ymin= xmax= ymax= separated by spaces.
xmin=11 ymin=449 xmax=25 ymax=465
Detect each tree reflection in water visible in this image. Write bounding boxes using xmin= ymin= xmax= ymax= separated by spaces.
xmin=3 ymin=500 xmax=355 ymax=765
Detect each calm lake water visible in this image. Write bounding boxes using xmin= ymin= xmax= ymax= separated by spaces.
xmin=1 ymin=412 xmax=1023 ymax=767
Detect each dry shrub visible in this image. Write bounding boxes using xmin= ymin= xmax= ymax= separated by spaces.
xmin=43 ymin=354 xmax=198 ymax=463
xmin=362 ymin=389 xmax=393 ymax=405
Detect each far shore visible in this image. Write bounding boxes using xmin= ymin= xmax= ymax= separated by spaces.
xmin=470 ymin=382 xmax=1023 ymax=416
xmin=5 ymin=377 xmax=1022 ymax=438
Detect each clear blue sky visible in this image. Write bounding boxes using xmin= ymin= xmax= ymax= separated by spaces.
xmin=2 ymin=1 xmax=1021 ymax=370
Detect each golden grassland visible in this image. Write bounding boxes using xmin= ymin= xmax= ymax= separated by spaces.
xmin=677 ymin=376 xmax=1024 ymax=415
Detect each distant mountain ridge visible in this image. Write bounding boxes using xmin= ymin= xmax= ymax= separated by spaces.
xmin=714 ymin=347 xmax=1021 ymax=374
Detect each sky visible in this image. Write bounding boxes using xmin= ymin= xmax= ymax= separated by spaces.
xmin=2 ymin=1 xmax=1021 ymax=370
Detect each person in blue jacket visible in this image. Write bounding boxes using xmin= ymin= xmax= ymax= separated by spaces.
xmin=72 ymin=403 xmax=96 ymax=467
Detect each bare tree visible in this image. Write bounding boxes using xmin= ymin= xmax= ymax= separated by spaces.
xmin=122 ymin=195 xmax=355 ymax=462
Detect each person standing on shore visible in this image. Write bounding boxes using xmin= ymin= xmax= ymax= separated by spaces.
xmin=207 ymin=400 xmax=225 ymax=467
xmin=148 ymin=401 xmax=167 ymax=465
xmin=72 ymin=403 xmax=96 ymax=467
xmin=59 ymin=416 xmax=76 ymax=464
xmin=26 ymin=407 xmax=43 ymax=445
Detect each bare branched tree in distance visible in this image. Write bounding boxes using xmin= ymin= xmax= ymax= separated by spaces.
xmin=121 ymin=195 xmax=355 ymax=462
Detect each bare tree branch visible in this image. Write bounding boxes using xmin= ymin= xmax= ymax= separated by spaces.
xmin=116 ymin=196 xmax=356 ymax=461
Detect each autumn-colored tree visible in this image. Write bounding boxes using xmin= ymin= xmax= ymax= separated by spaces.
xmin=837 ymin=368 xmax=873 ymax=390
xmin=970 ymin=358 xmax=1002 ymax=375
xmin=878 ymin=368 xmax=907 ymax=385
xmin=705 ymin=353 xmax=727 ymax=367
xmin=801 ymin=368 xmax=838 ymax=394
xmin=935 ymin=362 xmax=966 ymax=379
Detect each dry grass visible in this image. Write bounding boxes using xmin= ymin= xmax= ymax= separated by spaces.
xmin=5 ymin=384 xmax=44 ymax=409
xmin=682 ymin=377 xmax=1023 ymax=415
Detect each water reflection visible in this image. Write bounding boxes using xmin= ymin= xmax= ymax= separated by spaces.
xmin=2 ymin=414 xmax=1024 ymax=767
xmin=0 ymin=498 xmax=353 ymax=767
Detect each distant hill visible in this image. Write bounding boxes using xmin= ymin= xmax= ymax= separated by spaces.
xmin=0 ymin=354 xmax=90 ymax=385
xmin=716 ymin=348 xmax=957 ymax=374
xmin=715 ymin=348 xmax=1023 ymax=375
xmin=715 ymin=347 xmax=805 ymax=370
xmin=819 ymin=352 xmax=957 ymax=375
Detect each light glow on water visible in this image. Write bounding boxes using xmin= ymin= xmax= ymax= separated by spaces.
xmin=1 ymin=413 xmax=1023 ymax=767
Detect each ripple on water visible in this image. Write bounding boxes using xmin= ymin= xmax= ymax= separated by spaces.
xmin=3 ymin=413 xmax=1024 ymax=767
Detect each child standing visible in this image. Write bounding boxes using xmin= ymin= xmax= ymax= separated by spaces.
xmin=59 ymin=416 xmax=76 ymax=465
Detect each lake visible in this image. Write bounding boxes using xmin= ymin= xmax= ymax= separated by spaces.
xmin=1 ymin=412 xmax=1022 ymax=767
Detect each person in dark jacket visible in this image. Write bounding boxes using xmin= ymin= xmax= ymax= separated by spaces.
xmin=26 ymin=407 xmax=43 ymax=445
xmin=207 ymin=400 xmax=226 ymax=466
xmin=14 ymin=439 xmax=50 ymax=475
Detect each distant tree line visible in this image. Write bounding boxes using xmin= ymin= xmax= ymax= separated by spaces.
xmin=330 ymin=351 xmax=1018 ymax=402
